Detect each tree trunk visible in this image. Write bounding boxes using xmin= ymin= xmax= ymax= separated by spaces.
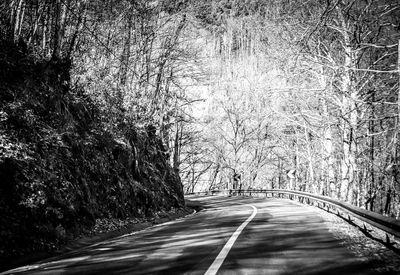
xmin=16 ymin=0 xmax=25 ymax=38
xmin=27 ymin=1 xmax=43 ymax=47
xmin=209 ymin=164 xmax=220 ymax=190
xmin=13 ymin=0 xmax=24 ymax=42
xmin=304 ymin=127 xmax=314 ymax=192
xmin=337 ymin=6 xmax=358 ymax=202
xmin=120 ymin=13 xmax=133 ymax=85
xmin=172 ymin=120 xmax=182 ymax=171
xmin=398 ymin=39 xmax=400 ymax=124
xmin=323 ymin=106 xmax=336 ymax=197
xmin=368 ymin=95 xmax=375 ymax=210
xmin=67 ymin=0 xmax=86 ymax=59
xmin=52 ymin=0 xmax=68 ymax=60
xmin=384 ymin=188 xmax=392 ymax=215
xmin=41 ymin=4 xmax=49 ymax=51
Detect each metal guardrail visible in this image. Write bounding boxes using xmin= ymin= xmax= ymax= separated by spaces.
xmin=187 ymin=189 xmax=400 ymax=240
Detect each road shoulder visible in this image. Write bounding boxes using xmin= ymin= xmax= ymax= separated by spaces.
xmin=0 ymin=205 xmax=196 ymax=273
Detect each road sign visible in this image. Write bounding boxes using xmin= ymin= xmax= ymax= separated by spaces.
xmin=233 ymin=173 xmax=241 ymax=181
xmin=287 ymin=169 xmax=296 ymax=179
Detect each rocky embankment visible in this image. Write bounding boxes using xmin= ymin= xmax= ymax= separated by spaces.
xmin=0 ymin=41 xmax=184 ymax=265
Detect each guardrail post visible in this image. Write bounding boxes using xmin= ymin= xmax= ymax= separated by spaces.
xmin=385 ymin=234 xmax=395 ymax=246
xmin=362 ymin=223 xmax=373 ymax=234
xmin=347 ymin=215 xmax=353 ymax=223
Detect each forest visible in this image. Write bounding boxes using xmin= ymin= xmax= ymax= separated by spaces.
xmin=0 ymin=0 xmax=399 ymax=263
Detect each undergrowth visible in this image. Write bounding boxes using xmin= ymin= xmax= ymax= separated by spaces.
xmin=0 ymin=40 xmax=183 ymax=260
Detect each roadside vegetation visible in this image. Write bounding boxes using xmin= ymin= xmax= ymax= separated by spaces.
xmin=181 ymin=1 xmax=400 ymax=219
xmin=0 ymin=0 xmax=399 ymax=265
xmin=0 ymin=0 xmax=186 ymax=263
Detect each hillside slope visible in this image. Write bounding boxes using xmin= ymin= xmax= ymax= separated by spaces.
xmin=0 ymin=41 xmax=184 ymax=260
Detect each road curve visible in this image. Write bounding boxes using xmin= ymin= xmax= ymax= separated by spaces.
xmin=2 ymin=196 xmax=375 ymax=275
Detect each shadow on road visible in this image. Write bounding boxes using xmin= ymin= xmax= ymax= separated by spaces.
xmin=2 ymin=196 xmax=382 ymax=275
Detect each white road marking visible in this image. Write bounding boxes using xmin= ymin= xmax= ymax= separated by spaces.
xmin=205 ymin=204 xmax=258 ymax=275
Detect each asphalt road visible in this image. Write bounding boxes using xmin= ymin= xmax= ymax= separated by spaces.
xmin=2 ymin=196 xmax=376 ymax=275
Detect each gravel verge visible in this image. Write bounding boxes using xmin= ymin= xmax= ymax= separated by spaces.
xmin=287 ymin=198 xmax=400 ymax=274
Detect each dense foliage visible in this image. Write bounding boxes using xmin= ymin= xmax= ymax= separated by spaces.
xmin=0 ymin=40 xmax=183 ymax=259
xmin=181 ymin=0 xmax=400 ymax=217
xmin=1 ymin=0 xmax=400 ymax=261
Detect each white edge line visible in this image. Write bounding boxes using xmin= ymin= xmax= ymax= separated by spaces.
xmin=205 ymin=204 xmax=258 ymax=275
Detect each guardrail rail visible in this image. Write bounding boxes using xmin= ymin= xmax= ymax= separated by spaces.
xmin=187 ymin=189 xmax=400 ymax=242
